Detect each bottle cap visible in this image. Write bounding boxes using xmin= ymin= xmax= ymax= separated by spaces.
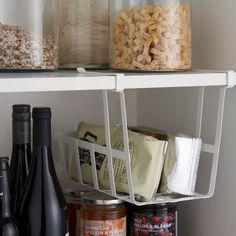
xmin=12 ymin=104 xmax=31 ymax=121
xmin=33 ymin=107 xmax=52 ymax=146
xmin=33 ymin=107 xmax=51 ymax=120
xmin=12 ymin=105 xmax=31 ymax=144
xmin=13 ymin=104 xmax=30 ymax=113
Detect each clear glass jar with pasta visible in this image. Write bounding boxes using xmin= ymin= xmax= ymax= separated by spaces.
xmin=110 ymin=0 xmax=191 ymax=71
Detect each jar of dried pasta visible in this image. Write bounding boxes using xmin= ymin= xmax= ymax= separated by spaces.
xmin=80 ymin=192 xmax=126 ymax=236
xmin=110 ymin=0 xmax=191 ymax=71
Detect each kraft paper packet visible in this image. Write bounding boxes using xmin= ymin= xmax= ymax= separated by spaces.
xmin=69 ymin=121 xmax=120 ymax=184
xmin=71 ymin=122 xmax=168 ymax=201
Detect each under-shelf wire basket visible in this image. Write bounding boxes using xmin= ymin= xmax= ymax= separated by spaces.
xmin=55 ymin=88 xmax=227 ymax=206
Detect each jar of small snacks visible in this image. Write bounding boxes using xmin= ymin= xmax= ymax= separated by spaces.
xmin=131 ymin=204 xmax=177 ymax=236
xmin=0 ymin=0 xmax=58 ymax=70
xmin=110 ymin=0 xmax=191 ymax=71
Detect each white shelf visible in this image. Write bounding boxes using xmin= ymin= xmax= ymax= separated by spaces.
xmin=116 ymin=70 xmax=236 ymax=90
xmin=0 ymin=70 xmax=235 ymax=93
xmin=0 ymin=71 xmax=115 ymax=93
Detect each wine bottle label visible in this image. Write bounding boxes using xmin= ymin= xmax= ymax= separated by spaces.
xmin=65 ymin=233 xmax=69 ymax=236
xmin=81 ymin=217 xmax=126 ymax=236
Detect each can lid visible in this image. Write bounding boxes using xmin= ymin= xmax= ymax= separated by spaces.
xmin=82 ymin=192 xmax=124 ymax=205
xmin=64 ymin=189 xmax=91 ymax=203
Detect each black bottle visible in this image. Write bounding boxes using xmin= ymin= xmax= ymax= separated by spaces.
xmin=19 ymin=107 xmax=67 ymax=236
xmin=0 ymin=157 xmax=19 ymax=236
xmin=9 ymin=104 xmax=31 ymax=216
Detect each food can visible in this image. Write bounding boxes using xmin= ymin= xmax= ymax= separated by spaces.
xmin=81 ymin=192 xmax=126 ymax=236
xmin=131 ymin=204 xmax=177 ymax=236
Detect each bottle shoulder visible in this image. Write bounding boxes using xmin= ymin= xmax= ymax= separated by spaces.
xmin=20 ymin=157 xmax=66 ymax=213
xmin=0 ymin=217 xmax=19 ymax=234
xmin=0 ymin=222 xmax=19 ymax=236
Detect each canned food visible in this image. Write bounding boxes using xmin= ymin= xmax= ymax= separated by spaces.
xmin=64 ymin=189 xmax=91 ymax=236
xmin=131 ymin=204 xmax=177 ymax=236
xmin=81 ymin=192 xmax=126 ymax=236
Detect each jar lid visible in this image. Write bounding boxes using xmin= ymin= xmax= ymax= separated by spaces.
xmin=64 ymin=189 xmax=91 ymax=204
xmin=82 ymin=192 xmax=124 ymax=205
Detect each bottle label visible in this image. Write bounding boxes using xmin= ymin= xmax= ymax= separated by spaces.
xmin=65 ymin=233 xmax=69 ymax=236
xmin=81 ymin=217 xmax=126 ymax=236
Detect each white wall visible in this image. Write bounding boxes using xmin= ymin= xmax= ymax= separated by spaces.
xmin=138 ymin=0 xmax=236 ymax=235
xmin=179 ymin=0 xmax=236 ymax=235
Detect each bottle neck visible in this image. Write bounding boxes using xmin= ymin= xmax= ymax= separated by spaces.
xmin=12 ymin=143 xmax=31 ymax=150
xmin=33 ymin=146 xmax=54 ymax=169
xmin=13 ymin=119 xmax=31 ymax=145
xmin=33 ymin=118 xmax=51 ymax=147
xmin=31 ymin=114 xmax=57 ymax=183
xmin=0 ymin=169 xmax=11 ymax=218
xmin=32 ymin=118 xmax=54 ymax=172
xmin=11 ymin=143 xmax=31 ymax=176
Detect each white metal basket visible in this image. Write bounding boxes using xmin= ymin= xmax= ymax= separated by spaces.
xmin=55 ymin=88 xmax=227 ymax=206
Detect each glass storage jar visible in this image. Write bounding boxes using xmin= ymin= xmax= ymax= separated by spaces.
xmin=110 ymin=0 xmax=191 ymax=71
xmin=59 ymin=0 xmax=109 ymax=69
xmin=0 ymin=0 xmax=58 ymax=70
xmin=64 ymin=189 xmax=92 ymax=236
xmin=80 ymin=192 xmax=126 ymax=236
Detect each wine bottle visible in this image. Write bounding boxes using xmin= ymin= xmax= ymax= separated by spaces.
xmin=19 ymin=107 xmax=67 ymax=236
xmin=9 ymin=104 xmax=31 ymax=216
xmin=0 ymin=157 xmax=19 ymax=236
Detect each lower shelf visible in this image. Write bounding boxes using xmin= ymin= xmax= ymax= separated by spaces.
xmin=56 ymin=131 xmax=215 ymax=206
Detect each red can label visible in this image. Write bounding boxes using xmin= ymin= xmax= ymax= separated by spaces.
xmin=132 ymin=211 xmax=177 ymax=236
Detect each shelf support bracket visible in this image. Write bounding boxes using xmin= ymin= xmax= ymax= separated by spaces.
xmin=115 ymin=73 xmax=125 ymax=92
xmin=227 ymin=71 xmax=236 ymax=88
